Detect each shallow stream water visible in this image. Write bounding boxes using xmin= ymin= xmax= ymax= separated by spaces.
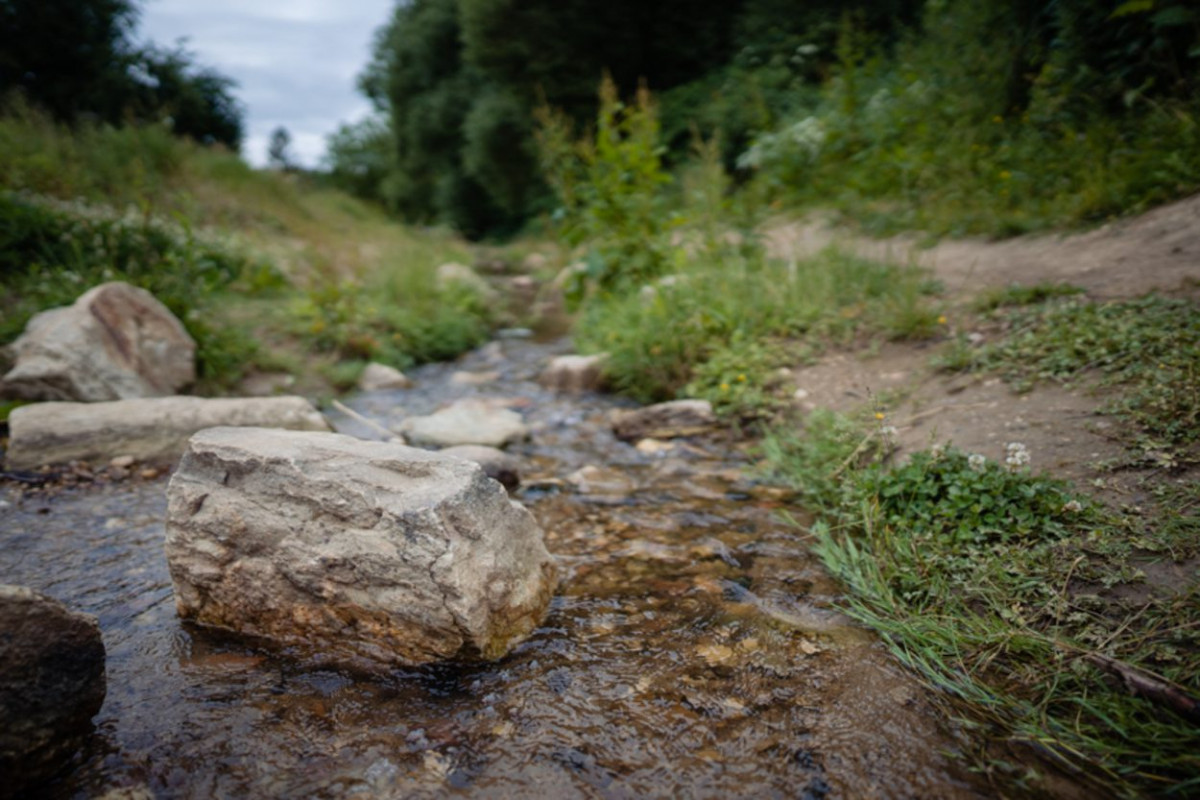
xmin=1 ymin=338 xmax=985 ymax=798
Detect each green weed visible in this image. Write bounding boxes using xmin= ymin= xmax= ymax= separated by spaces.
xmin=763 ymin=416 xmax=1200 ymax=796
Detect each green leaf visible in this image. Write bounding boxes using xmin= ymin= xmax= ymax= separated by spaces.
xmin=1109 ymin=0 xmax=1154 ymax=19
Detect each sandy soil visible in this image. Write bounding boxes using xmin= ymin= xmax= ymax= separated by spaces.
xmin=768 ymin=193 xmax=1200 ymax=508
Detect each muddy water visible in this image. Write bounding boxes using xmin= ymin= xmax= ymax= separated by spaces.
xmin=1 ymin=338 xmax=983 ymax=798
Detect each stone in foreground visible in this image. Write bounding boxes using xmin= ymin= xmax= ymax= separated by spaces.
xmin=0 ymin=585 xmax=106 ymax=793
xmin=165 ymin=428 xmax=556 ymax=669
xmin=1 ymin=281 xmax=195 ymax=402
xmin=611 ymin=399 xmax=718 ymax=441
xmin=395 ymin=399 xmax=529 ymax=449
xmin=4 ymin=395 xmax=329 ymax=470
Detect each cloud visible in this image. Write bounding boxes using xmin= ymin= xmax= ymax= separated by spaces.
xmin=140 ymin=0 xmax=394 ymax=167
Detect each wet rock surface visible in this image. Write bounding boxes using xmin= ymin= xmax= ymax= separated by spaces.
xmin=394 ymin=398 xmax=529 ymax=448
xmin=0 ymin=584 xmax=106 ymax=795
xmin=1 ymin=338 xmax=986 ymax=799
xmin=1 ymin=281 xmax=195 ymax=402
xmin=611 ymin=398 xmax=718 ymax=440
xmin=4 ymin=395 xmax=330 ymax=470
xmin=165 ymin=428 xmax=556 ymax=669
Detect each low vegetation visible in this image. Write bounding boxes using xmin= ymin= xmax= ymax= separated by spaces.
xmin=760 ymin=295 xmax=1200 ymax=797
xmin=0 ymin=110 xmax=496 ymax=395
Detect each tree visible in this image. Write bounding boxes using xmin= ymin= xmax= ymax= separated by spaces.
xmin=267 ymin=126 xmax=294 ymax=170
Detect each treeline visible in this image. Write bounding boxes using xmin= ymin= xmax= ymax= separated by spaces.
xmin=328 ymin=0 xmax=1200 ymax=239
xmin=0 ymin=0 xmax=243 ymax=150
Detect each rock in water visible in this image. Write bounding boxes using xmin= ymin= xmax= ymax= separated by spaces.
xmin=437 ymin=445 xmax=522 ymax=491
xmin=165 ymin=428 xmax=556 ymax=670
xmin=611 ymin=400 xmax=718 ymax=441
xmin=396 ymin=399 xmax=529 ymax=449
xmin=539 ymin=354 xmax=608 ymax=393
xmin=0 ymin=585 xmax=106 ymax=793
xmin=1 ymin=281 xmax=195 ymax=402
xmin=357 ymin=362 xmax=412 ymax=392
xmin=4 ymin=395 xmax=330 ymax=470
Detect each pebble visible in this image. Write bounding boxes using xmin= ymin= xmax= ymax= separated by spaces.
xmin=139 ymin=467 xmax=160 ymax=480
xmin=110 ymin=455 xmax=136 ymax=469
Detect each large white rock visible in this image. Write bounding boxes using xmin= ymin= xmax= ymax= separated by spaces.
xmin=4 ymin=396 xmax=329 ymax=470
xmin=395 ymin=399 xmax=529 ymax=449
xmin=1 ymin=282 xmax=195 ymax=402
xmin=164 ymin=428 xmax=556 ymax=670
xmin=0 ymin=585 xmax=106 ymax=792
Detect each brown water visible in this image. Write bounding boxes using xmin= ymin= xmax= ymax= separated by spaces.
xmin=1 ymin=338 xmax=985 ymax=799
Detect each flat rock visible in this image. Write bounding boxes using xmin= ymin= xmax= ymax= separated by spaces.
xmin=438 ymin=445 xmax=521 ymax=491
xmin=395 ymin=399 xmax=529 ymax=449
xmin=5 ymin=395 xmax=329 ymax=470
xmin=164 ymin=428 xmax=556 ymax=669
xmin=539 ymin=354 xmax=608 ymax=393
xmin=357 ymin=363 xmax=412 ymax=392
xmin=1 ymin=281 xmax=195 ymax=402
xmin=0 ymin=585 xmax=106 ymax=793
xmin=565 ymin=465 xmax=636 ymax=495
xmin=611 ymin=400 xmax=718 ymax=441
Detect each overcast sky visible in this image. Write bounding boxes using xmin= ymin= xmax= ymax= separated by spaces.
xmin=140 ymin=0 xmax=395 ymax=168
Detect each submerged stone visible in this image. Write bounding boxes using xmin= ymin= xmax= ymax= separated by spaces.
xmin=164 ymin=427 xmax=556 ymax=670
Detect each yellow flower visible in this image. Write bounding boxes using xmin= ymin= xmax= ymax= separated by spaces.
xmin=992 ymin=115 xmax=1003 ymax=124
xmin=874 ymin=412 xmax=885 ymax=421
xmin=720 ymin=382 xmax=730 ymax=392
xmin=999 ymin=170 xmax=1012 ymax=180
xmin=937 ymin=315 xmax=947 ymax=325
xmin=737 ymin=373 xmax=746 ymax=382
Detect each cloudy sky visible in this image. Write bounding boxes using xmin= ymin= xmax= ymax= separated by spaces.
xmin=140 ymin=0 xmax=396 ymax=167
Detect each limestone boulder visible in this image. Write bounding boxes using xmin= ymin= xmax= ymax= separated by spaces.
xmin=0 ymin=585 xmax=106 ymax=792
xmin=612 ymin=400 xmax=718 ymax=441
xmin=1 ymin=282 xmax=195 ymax=402
xmin=395 ymin=399 xmax=529 ymax=449
xmin=164 ymin=428 xmax=556 ymax=670
xmin=539 ymin=354 xmax=608 ymax=394
xmin=4 ymin=395 xmax=329 ymax=470
xmin=438 ymin=445 xmax=521 ymax=491
xmin=357 ymin=363 xmax=412 ymax=392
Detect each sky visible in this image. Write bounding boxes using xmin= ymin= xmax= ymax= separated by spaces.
xmin=140 ymin=0 xmax=396 ymax=168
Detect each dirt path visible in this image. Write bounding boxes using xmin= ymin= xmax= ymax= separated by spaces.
xmin=768 ymin=193 xmax=1199 ymax=501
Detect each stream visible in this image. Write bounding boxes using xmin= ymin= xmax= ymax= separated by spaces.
xmin=1 ymin=337 xmax=986 ymax=798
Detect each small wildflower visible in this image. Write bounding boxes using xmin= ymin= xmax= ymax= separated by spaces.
xmin=968 ymin=453 xmax=987 ymax=472
xmin=1062 ymin=500 xmax=1083 ymax=513
xmin=880 ymin=425 xmax=898 ymax=437
xmin=737 ymin=374 xmax=746 ymax=382
xmin=1005 ymin=442 xmax=1030 ymax=470
xmin=930 ymin=443 xmax=946 ymax=458
xmin=999 ymin=170 xmax=1012 ymax=180
xmin=937 ymin=315 xmax=947 ymax=325
xmin=874 ymin=412 xmax=886 ymax=421
xmin=720 ymin=382 xmax=730 ymax=392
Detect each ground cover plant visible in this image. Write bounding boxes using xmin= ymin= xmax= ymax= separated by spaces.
xmin=761 ymin=293 xmax=1200 ymax=796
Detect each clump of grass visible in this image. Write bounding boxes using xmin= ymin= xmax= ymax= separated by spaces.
xmin=762 ymin=414 xmax=1200 ymax=797
xmin=972 ymin=282 xmax=1085 ymax=312
xmin=574 ymin=246 xmax=942 ymax=416
xmin=946 ymin=296 xmax=1200 ymax=458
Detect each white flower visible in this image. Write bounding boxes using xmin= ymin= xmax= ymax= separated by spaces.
xmin=968 ymin=453 xmax=987 ymax=472
xmin=1061 ymin=500 xmax=1083 ymax=513
xmin=880 ymin=425 xmax=898 ymax=437
xmin=1005 ymin=442 xmax=1031 ymax=470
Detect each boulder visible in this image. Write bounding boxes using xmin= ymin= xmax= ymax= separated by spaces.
xmin=395 ymin=399 xmax=528 ymax=449
xmin=438 ymin=445 xmax=521 ymax=491
xmin=435 ymin=262 xmax=497 ymax=302
xmin=1 ymin=282 xmax=195 ymax=402
xmin=5 ymin=396 xmax=329 ymax=470
xmin=612 ymin=400 xmax=718 ymax=441
xmin=0 ymin=585 xmax=106 ymax=792
xmin=357 ymin=363 xmax=412 ymax=392
xmin=539 ymin=354 xmax=608 ymax=393
xmin=164 ymin=428 xmax=556 ymax=669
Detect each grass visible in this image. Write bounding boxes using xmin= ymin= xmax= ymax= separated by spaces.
xmin=760 ymin=292 xmax=1200 ymax=797
xmin=573 ymin=245 xmax=944 ymax=418
xmin=0 ymin=109 xmax=500 ymax=395
xmin=939 ymin=296 xmax=1200 ymax=464
xmin=762 ymin=411 xmax=1199 ymax=797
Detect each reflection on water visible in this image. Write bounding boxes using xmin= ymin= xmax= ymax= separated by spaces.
xmin=0 ymin=339 xmax=983 ymax=798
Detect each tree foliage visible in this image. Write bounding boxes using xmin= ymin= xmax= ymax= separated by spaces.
xmin=0 ymin=0 xmax=244 ymax=150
